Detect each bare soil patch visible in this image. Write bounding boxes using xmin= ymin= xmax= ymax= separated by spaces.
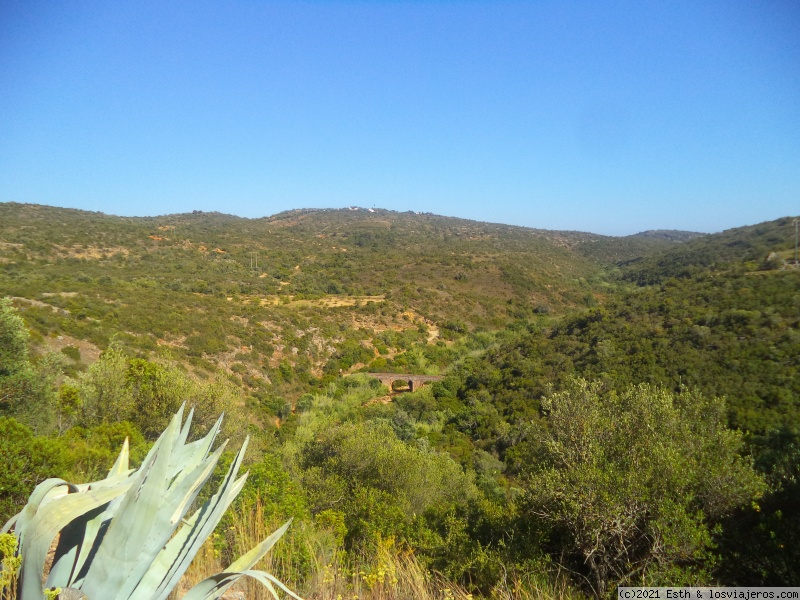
xmin=41 ymin=334 xmax=102 ymax=364
xmin=10 ymin=296 xmax=70 ymax=315
xmin=256 ymin=295 xmax=385 ymax=309
xmin=52 ymin=245 xmax=129 ymax=259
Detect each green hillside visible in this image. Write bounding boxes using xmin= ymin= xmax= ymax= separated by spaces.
xmin=440 ymin=216 xmax=799 ymax=587
xmin=3 ymin=203 xmax=795 ymax=597
xmin=443 ymin=216 xmax=799 ymax=454
xmin=0 ymin=202 xmax=680 ymax=398
xmin=622 ymin=217 xmax=797 ymax=283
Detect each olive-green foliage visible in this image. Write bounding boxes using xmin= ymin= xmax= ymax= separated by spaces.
xmin=218 ymin=452 xmax=313 ymax=586
xmin=282 ymin=379 xmax=506 ymax=592
xmin=297 ymin=420 xmax=477 ymax=548
xmin=282 ymin=375 xmax=386 ymax=439
xmin=324 ymin=338 xmax=374 ymax=374
xmin=71 ymin=346 xmax=243 ymax=440
xmin=0 ymin=532 xmax=22 ymax=592
xmin=237 ymin=454 xmax=309 ymax=524
xmin=0 ymin=416 xmax=152 ymax=525
xmin=0 ymin=417 xmax=67 ymax=523
xmin=438 ymin=220 xmax=800 ymax=589
xmin=60 ymin=420 xmax=149 ymax=482
xmin=715 ymin=427 xmax=800 ymax=585
xmin=60 ymin=345 xmax=81 ymax=362
xmin=71 ymin=345 xmax=132 ymax=425
xmin=0 ymin=298 xmax=28 ymax=379
xmin=622 ymin=217 xmax=797 ymax=284
xmin=453 ymin=268 xmax=800 ymax=443
xmin=521 ymin=378 xmax=764 ymax=595
xmin=0 ymin=298 xmax=64 ymax=434
xmin=1 ymin=202 xmax=664 ymax=402
xmin=5 ymin=204 xmax=797 ymax=595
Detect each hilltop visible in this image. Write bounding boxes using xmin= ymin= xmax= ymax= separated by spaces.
xmin=0 ymin=202 xmax=683 ymax=397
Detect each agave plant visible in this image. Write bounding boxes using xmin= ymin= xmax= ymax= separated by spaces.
xmin=1 ymin=405 xmax=301 ymax=600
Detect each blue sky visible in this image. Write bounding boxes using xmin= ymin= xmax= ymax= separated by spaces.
xmin=1 ymin=1 xmax=798 ymax=235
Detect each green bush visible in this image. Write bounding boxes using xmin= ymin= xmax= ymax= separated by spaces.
xmin=521 ymin=378 xmax=765 ymax=594
xmin=298 ymin=421 xmax=477 ymax=551
xmin=60 ymin=345 xmax=81 ymax=362
xmin=0 ymin=417 xmax=67 ymax=523
xmin=71 ymin=348 xmax=244 ymax=441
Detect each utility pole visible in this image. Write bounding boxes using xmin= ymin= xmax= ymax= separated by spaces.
xmin=794 ymin=217 xmax=799 ymax=266
xmin=250 ymin=251 xmax=259 ymax=274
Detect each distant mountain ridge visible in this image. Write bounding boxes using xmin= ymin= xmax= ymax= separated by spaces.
xmin=0 ymin=201 xmax=669 ymax=393
xmin=622 ymin=216 xmax=798 ymax=284
xmin=628 ymin=229 xmax=707 ymax=242
xmin=1 ymin=202 xmax=789 ymax=398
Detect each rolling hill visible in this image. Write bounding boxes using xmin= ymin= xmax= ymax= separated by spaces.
xmin=0 ymin=202 xmax=684 ymax=397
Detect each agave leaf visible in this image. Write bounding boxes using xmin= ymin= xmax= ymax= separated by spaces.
xmin=108 ymin=437 xmax=130 ymax=478
xmin=74 ymin=465 xmax=135 ymax=493
xmin=79 ymin=408 xmax=183 ymax=600
xmin=146 ymin=473 xmax=249 ymax=600
xmin=63 ymin=492 xmax=128 ymax=588
xmin=10 ymin=477 xmax=79 ymax=580
xmin=140 ymin=466 xmax=249 ymax=600
xmin=17 ymin=482 xmax=133 ymax=600
xmin=168 ymin=405 xmax=198 ymax=477
xmin=138 ymin=439 xmax=250 ymax=600
xmin=227 ymin=519 xmax=292 ymax=572
xmin=132 ymin=403 xmax=187 ymax=481
xmin=44 ymin=502 xmax=107 ymax=589
xmin=177 ymin=404 xmax=193 ymax=446
xmin=168 ymin=413 xmax=223 ymax=483
xmin=129 ymin=509 xmax=200 ymax=600
xmin=9 ymin=479 xmax=77 ymax=537
xmin=45 ymin=543 xmax=78 ymax=589
xmin=167 ymin=440 xmax=229 ymax=527
xmin=12 ymin=406 xmax=299 ymax=600
xmin=182 ymin=569 xmax=303 ymax=600
xmin=0 ymin=513 xmax=17 ymax=535
xmin=116 ymin=439 xmax=229 ymax=600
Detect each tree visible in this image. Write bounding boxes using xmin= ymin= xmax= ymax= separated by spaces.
xmin=72 ymin=347 xmax=244 ymax=441
xmin=522 ymin=378 xmax=764 ymax=595
xmin=0 ymin=298 xmax=28 ymax=379
xmin=0 ymin=417 xmax=66 ymax=522
xmin=0 ymin=298 xmax=63 ymax=432
xmin=0 ymin=297 xmax=34 ymax=408
xmin=297 ymin=421 xmax=477 ymax=550
xmin=716 ymin=427 xmax=800 ymax=585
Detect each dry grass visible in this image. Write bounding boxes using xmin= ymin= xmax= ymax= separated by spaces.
xmin=2 ymin=496 xmax=584 ymax=600
xmin=164 ymin=496 xmax=586 ymax=600
xmin=304 ymin=544 xmax=476 ymax=600
xmin=256 ymin=295 xmax=386 ymax=309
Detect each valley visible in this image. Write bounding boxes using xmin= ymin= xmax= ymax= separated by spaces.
xmin=1 ymin=202 xmax=798 ymax=597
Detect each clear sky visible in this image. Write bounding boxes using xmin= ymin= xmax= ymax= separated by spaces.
xmin=1 ymin=1 xmax=798 ymax=235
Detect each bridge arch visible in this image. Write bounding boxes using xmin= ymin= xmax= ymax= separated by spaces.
xmin=362 ymin=373 xmax=444 ymax=393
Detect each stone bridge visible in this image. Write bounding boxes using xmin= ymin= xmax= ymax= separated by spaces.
xmin=364 ymin=373 xmax=444 ymax=393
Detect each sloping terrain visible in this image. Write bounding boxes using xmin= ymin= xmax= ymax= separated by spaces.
xmin=622 ymin=217 xmax=797 ymax=282
xmin=449 ymin=216 xmax=799 ymax=436
xmin=437 ymin=216 xmax=799 ymax=585
xmin=2 ymin=203 xmax=796 ymax=592
xmin=0 ymin=202 xmax=680 ymax=395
